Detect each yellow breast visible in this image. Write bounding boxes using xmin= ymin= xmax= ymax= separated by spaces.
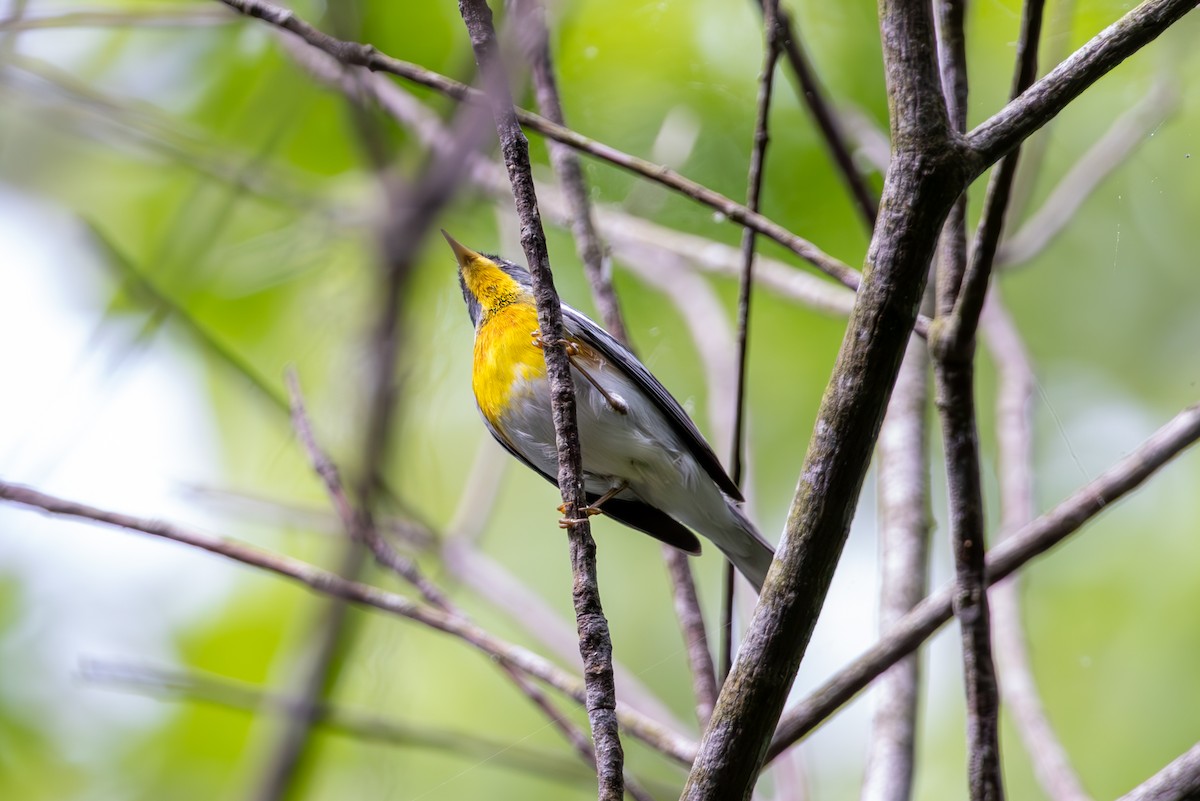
xmin=473 ymin=303 xmax=548 ymax=425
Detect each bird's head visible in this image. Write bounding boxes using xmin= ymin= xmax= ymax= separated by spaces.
xmin=442 ymin=230 xmax=534 ymax=329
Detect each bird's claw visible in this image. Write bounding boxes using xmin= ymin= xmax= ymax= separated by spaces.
xmin=557 ymin=503 xmax=602 ymax=517
xmin=531 ymin=329 xmax=579 ymax=356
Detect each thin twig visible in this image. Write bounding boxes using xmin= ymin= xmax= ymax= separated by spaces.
xmin=0 ymin=480 xmax=699 ymax=765
xmin=982 ymin=295 xmax=1093 ymax=801
xmin=722 ymin=0 xmax=783 ymax=684
xmin=944 ymin=0 xmax=1047 ymax=349
xmin=286 ymin=371 xmax=451 ymax=608
xmin=512 ymin=0 xmax=628 ymax=344
xmin=509 ymin=0 xmax=715 ymax=726
xmin=213 ymin=0 xmax=861 ymax=290
xmin=932 ymin=0 xmax=1005 ymax=796
xmin=682 ymin=1 xmax=967 ymax=795
xmin=457 ymin=2 xmax=623 ymax=797
xmin=860 ymin=334 xmax=931 ymax=801
xmin=757 ymin=0 xmax=879 ymax=227
xmin=767 ymin=401 xmax=1200 ymax=760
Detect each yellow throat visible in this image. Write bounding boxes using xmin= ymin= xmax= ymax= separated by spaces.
xmin=444 ymin=232 xmax=548 ymax=427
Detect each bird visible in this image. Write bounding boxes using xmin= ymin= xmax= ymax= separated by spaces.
xmin=444 ymin=230 xmax=775 ymax=591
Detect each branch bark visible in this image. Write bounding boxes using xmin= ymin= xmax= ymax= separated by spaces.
xmin=456 ymin=2 xmax=623 ymax=797
xmin=1117 ymin=741 xmax=1200 ymax=801
xmin=966 ymin=0 xmax=1195 ymax=172
xmin=681 ymin=1 xmax=967 ymax=797
xmin=860 ymin=333 xmax=931 ymax=801
xmin=767 ymin=401 xmax=1200 ymax=759
xmin=213 ymin=0 xmax=860 ymax=288
xmin=0 ymin=480 xmax=698 ymax=765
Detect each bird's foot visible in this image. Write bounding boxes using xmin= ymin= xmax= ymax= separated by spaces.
xmin=531 ymin=329 xmax=579 ymax=356
xmin=556 ymin=482 xmax=628 ymax=526
xmin=557 ymin=502 xmax=605 ymax=517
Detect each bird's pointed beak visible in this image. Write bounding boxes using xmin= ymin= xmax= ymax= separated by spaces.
xmin=441 ymin=229 xmax=480 ymax=266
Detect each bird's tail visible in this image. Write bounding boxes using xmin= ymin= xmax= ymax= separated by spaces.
xmin=714 ymin=504 xmax=775 ymax=593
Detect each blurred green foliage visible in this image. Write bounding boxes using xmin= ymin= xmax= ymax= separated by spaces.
xmin=0 ymin=1 xmax=1198 ymax=799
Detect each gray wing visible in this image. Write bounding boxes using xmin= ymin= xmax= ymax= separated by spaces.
xmin=561 ymin=303 xmax=744 ymax=502
xmin=478 ymin=410 xmax=702 ymax=554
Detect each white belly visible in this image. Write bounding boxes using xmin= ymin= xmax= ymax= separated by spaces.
xmin=496 ymin=360 xmax=733 ymax=536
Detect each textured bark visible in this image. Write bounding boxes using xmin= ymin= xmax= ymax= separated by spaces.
xmin=457 ymin=2 xmax=624 ymax=798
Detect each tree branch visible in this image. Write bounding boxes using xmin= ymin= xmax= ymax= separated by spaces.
xmin=1117 ymin=741 xmax=1200 ymax=801
xmin=0 ymin=480 xmax=698 ymax=765
xmin=982 ymin=295 xmax=1093 ymax=801
xmin=213 ymin=0 xmax=860 ymax=289
xmin=456 ymin=2 xmax=623 ymax=797
xmin=966 ymin=0 xmax=1195 ymax=172
xmin=767 ymin=401 xmax=1200 ymax=760
xmin=681 ymin=0 xmax=966 ymax=796
xmin=943 ymin=0 xmax=1046 ymax=348
xmin=506 ymin=0 xmax=717 ymax=726
xmin=861 ymin=333 xmax=931 ymax=801
xmin=722 ymin=0 xmax=783 ymax=685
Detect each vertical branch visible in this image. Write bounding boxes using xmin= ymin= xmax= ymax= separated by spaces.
xmin=930 ymin=2 xmax=1005 ymax=800
xmin=931 ymin=1 xmax=1049 ymax=798
xmin=456 ymin=2 xmax=624 ymax=799
xmin=508 ymin=0 xmax=718 ymax=724
xmin=930 ymin=337 xmax=1004 ymax=801
xmin=722 ymin=0 xmax=783 ymax=683
xmin=933 ymin=0 xmax=969 ymax=318
xmin=949 ymin=0 xmax=1046 ymax=342
xmin=861 ymin=334 xmax=931 ymax=801
xmin=982 ymin=297 xmax=1092 ymax=801
xmin=682 ymin=0 xmax=969 ymax=795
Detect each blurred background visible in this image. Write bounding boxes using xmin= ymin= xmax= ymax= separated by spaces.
xmin=0 ymin=0 xmax=1198 ymax=799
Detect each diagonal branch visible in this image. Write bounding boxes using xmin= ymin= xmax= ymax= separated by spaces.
xmin=213 ymin=0 xmax=860 ymax=289
xmin=1116 ymin=741 xmax=1200 ymax=801
xmin=966 ymin=0 xmax=1195 ymax=173
xmin=0 ymin=480 xmax=699 ymax=765
xmin=767 ymin=401 xmax=1200 ymax=760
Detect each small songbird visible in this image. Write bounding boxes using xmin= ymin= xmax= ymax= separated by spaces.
xmin=445 ymin=231 xmax=775 ymax=591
